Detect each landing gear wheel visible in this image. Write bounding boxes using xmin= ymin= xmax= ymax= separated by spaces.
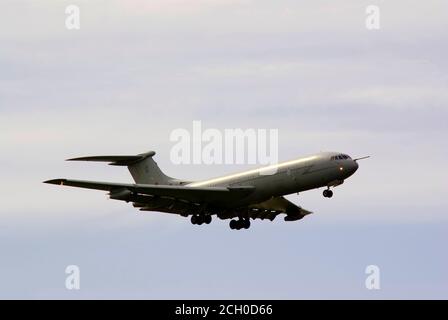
xmin=191 ymin=215 xmax=205 ymax=225
xmin=323 ymin=189 xmax=333 ymax=198
xmin=229 ymin=218 xmax=250 ymax=230
xmin=204 ymin=215 xmax=212 ymax=224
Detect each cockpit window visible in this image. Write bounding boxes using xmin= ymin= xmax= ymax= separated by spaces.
xmin=331 ymin=154 xmax=351 ymax=161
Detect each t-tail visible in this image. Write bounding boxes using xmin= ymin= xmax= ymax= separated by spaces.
xmin=67 ymin=151 xmax=178 ymax=185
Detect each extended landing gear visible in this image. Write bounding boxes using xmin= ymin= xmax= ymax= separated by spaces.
xmin=191 ymin=214 xmax=212 ymax=225
xmin=229 ymin=218 xmax=251 ymax=230
xmin=323 ymin=189 xmax=333 ymax=198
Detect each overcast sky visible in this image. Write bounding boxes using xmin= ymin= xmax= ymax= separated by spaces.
xmin=1 ymin=0 xmax=447 ymax=299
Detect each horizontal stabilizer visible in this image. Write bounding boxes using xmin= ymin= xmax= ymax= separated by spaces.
xmin=67 ymin=151 xmax=156 ymax=166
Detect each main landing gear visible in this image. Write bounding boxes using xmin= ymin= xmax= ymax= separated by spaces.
xmin=191 ymin=214 xmax=212 ymax=225
xmin=323 ymin=189 xmax=333 ymax=198
xmin=190 ymin=214 xmax=251 ymax=230
xmin=229 ymin=218 xmax=251 ymax=230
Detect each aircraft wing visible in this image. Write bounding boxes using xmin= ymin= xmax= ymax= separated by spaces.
xmin=247 ymin=196 xmax=312 ymax=221
xmin=44 ymin=179 xmax=255 ymax=204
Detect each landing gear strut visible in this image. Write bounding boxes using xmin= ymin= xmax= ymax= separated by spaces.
xmin=229 ymin=218 xmax=251 ymax=230
xmin=323 ymin=189 xmax=333 ymax=198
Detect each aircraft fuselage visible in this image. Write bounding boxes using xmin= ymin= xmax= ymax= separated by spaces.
xmin=45 ymin=150 xmax=363 ymax=230
xmin=187 ymin=152 xmax=359 ymax=207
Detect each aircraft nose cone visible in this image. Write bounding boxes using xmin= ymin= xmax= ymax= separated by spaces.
xmin=342 ymin=160 xmax=358 ymax=177
xmin=352 ymin=160 xmax=359 ymax=173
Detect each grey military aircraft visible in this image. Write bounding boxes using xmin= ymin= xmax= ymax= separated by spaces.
xmin=45 ymin=151 xmax=367 ymax=230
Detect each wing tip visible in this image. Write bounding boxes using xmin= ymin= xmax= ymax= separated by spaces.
xmin=66 ymin=157 xmax=87 ymax=162
xmin=43 ymin=179 xmax=67 ymax=185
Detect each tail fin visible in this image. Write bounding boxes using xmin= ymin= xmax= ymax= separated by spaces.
xmin=68 ymin=151 xmax=175 ymax=185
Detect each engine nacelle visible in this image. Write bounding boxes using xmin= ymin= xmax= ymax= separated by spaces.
xmin=109 ymin=189 xmax=132 ymax=201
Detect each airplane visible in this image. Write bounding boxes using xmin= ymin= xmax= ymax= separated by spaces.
xmin=44 ymin=151 xmax=367 ymax=230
